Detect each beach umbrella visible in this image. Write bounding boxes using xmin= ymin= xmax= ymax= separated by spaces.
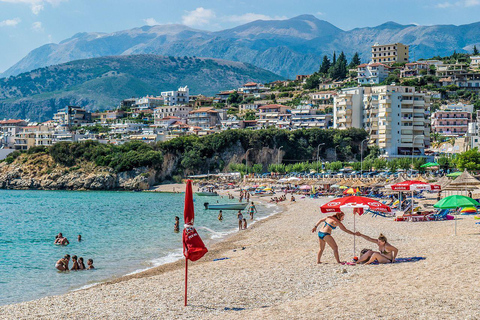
xmin=461 ymin=207 xmax=477 ymax=214
xmin=421 ymin=162 xmax=439 ymax=168
xmin=339 ymin=185 xmax=348 ymax=189
xmin=320 ymin=196 xmax=392 ymax=255
xmin=434 ymin=195 xmax=480 ymax=209
xmin=300 ymin=185 xmax=311 ymax=190
xmin=388 ymin=180 xmax=441 ymax=217
xmin=182 ymin=180 xmax=208 ymax=306
xmin=343 ymin=187 xmax=357 ymax=195
xmin=447 ymin=172 xmax=462 ymax=178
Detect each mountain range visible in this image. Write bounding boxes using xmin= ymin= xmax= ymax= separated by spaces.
xmin=0 ymin=55 xmax=280 ymax=121
xmin=3 ymin=15 xmax=480 ymax=79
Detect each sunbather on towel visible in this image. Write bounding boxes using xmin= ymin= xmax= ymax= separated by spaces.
xmin=355 ymin=233 xmax=398 ymax=264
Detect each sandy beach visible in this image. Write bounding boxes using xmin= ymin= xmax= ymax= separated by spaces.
xmin=2 ymin=194 xmax=480 ymax=319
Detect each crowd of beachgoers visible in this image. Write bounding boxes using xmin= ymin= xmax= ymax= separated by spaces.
xmin=54 ymin=233 xmax=95 ymax=271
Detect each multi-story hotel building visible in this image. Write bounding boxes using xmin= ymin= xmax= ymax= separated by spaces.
xmin=371 ymin=43 xmax=409 ymax=65
xmin=431 ymin=103 xmax=473 ymax=137
xmin=334 ymin=85 xmax=430 ymax=157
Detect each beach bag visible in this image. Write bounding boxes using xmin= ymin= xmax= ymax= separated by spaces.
xmin=183 ymin=226 xmax=208 ymax=261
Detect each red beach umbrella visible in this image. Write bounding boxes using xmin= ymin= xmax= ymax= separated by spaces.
xmin=320 ymin=196 xmax=391 ymax=255
xmin=320 ymin=196 xmax=392 ymax=214
xmin=388 ymin=180 xmax=440 ymax=191
xmin=182 ymin=180 xmax=208 ymax=306
xmin=387 ymin=180 xmax=440 ymax=216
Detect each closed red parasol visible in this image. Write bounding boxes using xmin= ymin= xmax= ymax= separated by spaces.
xmin=320 ymin=196 xmax=392 ymax=214
xmin=182 ymin=180 xmax=208 ymax=306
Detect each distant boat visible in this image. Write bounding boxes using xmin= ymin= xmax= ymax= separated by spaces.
xmin=206 ymin=203 xmax=248 ymax=210
xmin=196 ymin=191 xmax=218 ymax=196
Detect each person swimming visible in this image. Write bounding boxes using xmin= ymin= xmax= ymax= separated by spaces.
xmin=71 ymin=255 xmax=79 ymax=271
xmin=311 ymin=212 xmax=356 ymax=264
xmin=55 ymin=254 xmax=70 ymax=271
xmin=78 ymin=257 xmax=86 ymax=270
xmin=77 ymin=234 xmax=82 ymax=242
xmin=87 ymin=259 xmax=95 ymax=269
xmin=218 ymin=210 xmax=223 ymax=221
xmin=174 ymin=216 xmax=180 ymax=233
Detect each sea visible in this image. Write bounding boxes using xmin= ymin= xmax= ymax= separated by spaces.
xmin=0 ymin=189 xmax=278 ymax=306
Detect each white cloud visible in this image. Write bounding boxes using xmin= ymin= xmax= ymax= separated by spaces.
xmin=0 ymin=18 xmax=21 ymax=27
xmin=436 ymin=0 xmax=480 ymax=8
xmin=182 ymin=7 xmax=216 ymax=26
xmin=225 ymin=13 xmax=287 ymax=24
xmin=316 ymin=11 xmax=324 ymax=16
xmin=31 ymin=21 xmax=43 ymax=31
xmin=0 ymin=0 xmax=66 ymax=15
xmin=143 ymin=18 xmax=159 ymax=26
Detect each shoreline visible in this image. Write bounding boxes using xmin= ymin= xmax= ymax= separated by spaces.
xmin=3 ymin=195 xmax=480 ymax=319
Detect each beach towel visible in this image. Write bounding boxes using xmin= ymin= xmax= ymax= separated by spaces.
xmin=349 ymin=257 xmax=426 ymax=265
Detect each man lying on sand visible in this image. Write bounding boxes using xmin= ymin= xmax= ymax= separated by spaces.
xmin=355 ymin=233 xmax=398 ymax=264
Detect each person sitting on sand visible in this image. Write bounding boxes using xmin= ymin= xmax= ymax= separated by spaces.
xmin=78 ymin=257 xmax=86 ymax=270
xmin=355 ymin=233 xmax=398 ymax=264
xmin=55 ymin=254 xmax=70 ymax=271
xmin=311 ymin=212 xmax=356 ymax=264
xmin=243 ymin=218 xmax=247 ymax=230
xmin=174 ymin=216 xmax=180 ymax=233
xmin=218 ymin=210 xmax=223 ymax=221
xmin=291 ymin=195 xmax=295 ymax=202
xmin=87 ymin=259 xmax=95 ymax=269
xmin=237 ymin=210 xmax=243 ymax=231
xmin=71 ymin=255 xmax=79 ymax=271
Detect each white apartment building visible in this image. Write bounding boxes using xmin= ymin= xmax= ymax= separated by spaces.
xmin=357 ymin=63 xmax=391 ymax=84
xmin=334 ymin=85 xmax=430 ymax=157
xmin=471 ymin=56 xmax=480 ymax=70
xmin=371 ymin=43 xmax=409 ymax=65
xmin=290 ymin=106 xmax=332 ymax=129
xmin=135 ymin=96 xmax=164 ymax=110
xmin=309 ymin=91 xmax=336 ymax=108
xmin=238 ymin=82 xmax=265 ymax=94
xmin=256 ymin=104 xmax=291 ymax=128
xmin=161 ymin=86 xmax=189 ymax=106
xmin=153 ymin=105 xmax=193 ymax=125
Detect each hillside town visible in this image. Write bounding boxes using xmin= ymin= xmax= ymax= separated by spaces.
xmin=2 ymin=42 xmax=480 ymax=160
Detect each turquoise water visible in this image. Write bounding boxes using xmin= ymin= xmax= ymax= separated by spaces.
xmin=0 ymin=190 xmax=275 ymax=306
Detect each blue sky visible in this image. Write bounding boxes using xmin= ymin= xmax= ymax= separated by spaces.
xmin=1 ymin=0 xmax=480 ymax=72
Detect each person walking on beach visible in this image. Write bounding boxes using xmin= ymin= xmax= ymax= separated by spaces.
xmin=311 ymin=212 xmax=356 ymax=264
xmin=237 ymin=210 xmax=243 ymax=230
xmin=242 ymin=218 xmax=247 ymax=229
xmin=248 ymin=202 xmax=257 ymax=220
xmin=55 ymin=254 xmax=70 ymax=271
xmin=218 ymin=210 xmax=223 ymax=221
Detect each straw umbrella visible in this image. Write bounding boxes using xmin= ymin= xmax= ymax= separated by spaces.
xmin=443 ymin=170 xmax=480 ymax=196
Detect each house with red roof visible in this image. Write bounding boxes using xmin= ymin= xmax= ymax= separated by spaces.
xmin=357 ymin=63 xmax=392 ymax=85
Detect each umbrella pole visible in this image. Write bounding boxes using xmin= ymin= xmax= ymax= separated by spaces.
xmin=185 ymin=258 xmax=188 ymax=306
xmin=353 ymin=213 xmax=356 ymax=256
xmin=411 ymin=190 xmax=414 ymax=221
xmin=455 ymin=217 xmax=457 ymax=236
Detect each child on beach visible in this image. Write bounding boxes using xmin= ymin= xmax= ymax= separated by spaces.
xmin=243 ymin=218 xmax=247 ymax=229
xmin=87 ymin=259 xmax=95 ymax=269
xmin=237 ymin=210 xmax=243 ymax=230
xmin=218 ymin=210 xmax=223 ymax=221
xmin=71 ymin=255 xmax=79 ymax=271
xmin=55 ymin=254 xmax=70 ymax=271
xmin=78 ymin=257 xmax=86 ymax=270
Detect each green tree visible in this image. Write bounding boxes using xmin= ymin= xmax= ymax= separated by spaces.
xmin=303 ymin=73 xmax=320 ymax=89
xmin=474 ymin=45 xmax=479 ymax=55
xmin=227 ymin=91 xmax=242 ymax=104
xmin=456 ymin=149 xmax=480 ymax=171
xmin=319 ymin=55 xmax=331 ymax=75
xmin=348 ymin=52 xmax=361 ymax=69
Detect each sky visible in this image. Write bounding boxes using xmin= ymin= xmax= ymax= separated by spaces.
xmin=2 ymin=0 xmax=480 ymax=72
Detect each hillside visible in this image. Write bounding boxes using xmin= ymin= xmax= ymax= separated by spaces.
xmin=0 ymin=54 xmax=281 ymax=121
xmin=3 ymin=15 xmax=480 ymax=78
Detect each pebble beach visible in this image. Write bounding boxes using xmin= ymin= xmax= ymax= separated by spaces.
xmin=1 ymin=195 xmax=480 ymax=319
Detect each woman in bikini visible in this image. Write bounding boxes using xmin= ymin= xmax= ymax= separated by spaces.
xmin=356 ymin=233 xmax=398 ymax=264
xmin=311 ymin=212 xmax=356 ymax=264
